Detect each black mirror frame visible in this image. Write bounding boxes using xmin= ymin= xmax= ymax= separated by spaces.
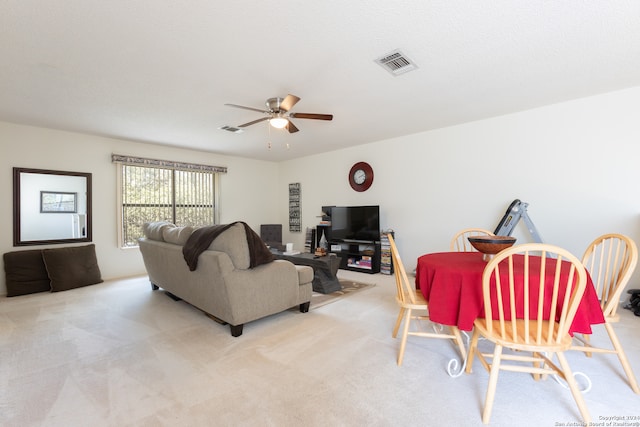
xmin=13 ymin=167 xmax=93 ymax=246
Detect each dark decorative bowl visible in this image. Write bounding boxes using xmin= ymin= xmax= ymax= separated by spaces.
xmin=467 ymin=235 xmax=517 ymax=260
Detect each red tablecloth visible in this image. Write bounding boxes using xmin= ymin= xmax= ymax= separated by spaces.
xmin=415 ymin=252 xmax=605 ymax=335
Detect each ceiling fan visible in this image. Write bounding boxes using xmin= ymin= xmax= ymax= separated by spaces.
xmin=224 ymin=94 xmax=333 ymax=133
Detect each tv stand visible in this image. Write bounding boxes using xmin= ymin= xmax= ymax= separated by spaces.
xmin=320 ymin=205 xmax=382 ymax=274
xmin=329 ymin=240 xmax=381 ymax=274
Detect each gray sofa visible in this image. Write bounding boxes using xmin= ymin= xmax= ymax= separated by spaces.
xmin=138 ymin=221 xmax=313 ymax=336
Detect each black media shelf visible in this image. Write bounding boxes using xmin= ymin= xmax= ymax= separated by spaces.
xmin=329 ymin=241 xmax=381 ymax=274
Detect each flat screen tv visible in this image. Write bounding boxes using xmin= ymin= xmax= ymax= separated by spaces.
xmin=329 ymin=205 xmax=380 ymax=242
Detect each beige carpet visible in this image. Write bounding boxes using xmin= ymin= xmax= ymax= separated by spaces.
xmin=2 ymin=272 xmax=640 ymax=426
xmin=310 ymin=279 xmax=375 ymax=309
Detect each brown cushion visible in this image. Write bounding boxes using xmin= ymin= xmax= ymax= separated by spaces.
xmin=42 ymin=244 xmax=103 ymax=292
xmin=3 ymin=249 xmax=51 ymax=297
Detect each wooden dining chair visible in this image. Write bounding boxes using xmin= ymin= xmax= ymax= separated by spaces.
xmin=570 ymin=233 xmax=639 ymax=393
xmin=388 ymin=234 xmax=467 ymax=366
xmin=450 ymin=228 xmax=495 ymax=252
xmin=465 ymin=243 xmax=591 ymax=424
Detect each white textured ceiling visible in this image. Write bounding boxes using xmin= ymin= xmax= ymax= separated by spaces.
xmin=1 ymin=1 xmax=639 ymax=161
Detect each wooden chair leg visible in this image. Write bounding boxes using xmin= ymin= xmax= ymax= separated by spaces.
xmin=556 ymin=352 xmax=591 ymax=424
xmin=451 ymin=326 xmax=467 ymax=361
xmin=605 ymin=323 xmax=640 ymax=393
xmin=397 ymin=308 xmax=412 ymax=366
xmin=482 ymin=344 xmax=503 ymax=424
xmin=465 ymin=328 xmax=480 ymax=374
xmin=582 ymin=333 xmax=593 ymax=357
xmin=532 ymin=352 xmax=542 ymax=381
xmin=392 ymin=307 xmax=406 ymax=338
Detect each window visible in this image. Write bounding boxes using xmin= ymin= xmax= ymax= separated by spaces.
xmin=112 ymin=155 xmax=226 ymax=247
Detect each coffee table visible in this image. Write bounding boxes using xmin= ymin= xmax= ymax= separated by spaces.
xmin=273 ymin=252 xmax=341 ymax=294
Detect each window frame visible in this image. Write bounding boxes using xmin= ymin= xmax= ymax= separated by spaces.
xmin=113 ymin=155 xmax=225 ymax=248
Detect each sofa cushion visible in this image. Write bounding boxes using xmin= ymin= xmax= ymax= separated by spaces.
xmin=3 ymin=249 xmax=51 ymax=296
xmin=208 ymin=223 xmax=251 ymax=269
xmin=43 ymin=244 xmax=104 ymax=292
xmin=163 ymin=226 xmax=194 ymax=246
xmin=142 ymin=221 xmax=175 ymax=241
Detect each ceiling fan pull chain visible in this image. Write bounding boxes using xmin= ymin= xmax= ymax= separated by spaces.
xmin=267 ymin=122 xmax=272 ymax=150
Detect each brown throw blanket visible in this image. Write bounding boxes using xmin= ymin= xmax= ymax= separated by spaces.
xmin=182 ymin=222 xmax=274 ymax=271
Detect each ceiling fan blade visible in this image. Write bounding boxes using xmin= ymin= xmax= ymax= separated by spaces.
xmin=279 ymin=94 xmax=301 ymax=112
xmin=225 ymin=103 xmax=268 ymax=114
xmin=286 ymin=120 xmax=300 ymax=133
xmin=289 ymin=112 xmax=333 ymax=121
xmin=238 ymin=117 xmax=270 ymax=127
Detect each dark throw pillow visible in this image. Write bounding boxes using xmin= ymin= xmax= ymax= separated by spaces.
xmin=3 ymin=249 xmax=51 ymax=297
xmin=42 ymin=244 xmax=103 ymax=292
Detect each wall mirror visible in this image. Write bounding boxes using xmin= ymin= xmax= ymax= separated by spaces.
xmin=13 ymin=167 xmax=92 ymax=246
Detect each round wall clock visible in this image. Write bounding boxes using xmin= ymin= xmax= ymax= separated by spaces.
xmin=348 ymin=162 xmax=374 ymax=192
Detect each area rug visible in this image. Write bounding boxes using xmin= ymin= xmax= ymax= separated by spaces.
xmin=310 ymin=279 xmax=375 ymax=309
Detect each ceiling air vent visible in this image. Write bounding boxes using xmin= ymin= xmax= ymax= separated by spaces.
xmin=218 ymin=125 xmax=244 ymax=134
xmin=375 ymin=49 xmax=418 ymax=76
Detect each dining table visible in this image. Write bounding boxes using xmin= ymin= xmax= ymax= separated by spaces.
xmin=414 ymin=251 xmax=605 ymax=378
xmin=415 ymin=251 xmax=605 ymax=335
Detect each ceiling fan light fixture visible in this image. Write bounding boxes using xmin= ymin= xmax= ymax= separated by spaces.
xmin=269 ymin=117 xmax=289 ymax=129
xmin=225 ymin=94 xmax=331 ymax=134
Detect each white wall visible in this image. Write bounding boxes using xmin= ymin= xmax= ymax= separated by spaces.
xmin=0 ymin=122 xmax=280 ymax=295
xmin=2 ymin=85 xmax=640 ymax=295
xmin=279 ymin=86 xmax=640 ymax=278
